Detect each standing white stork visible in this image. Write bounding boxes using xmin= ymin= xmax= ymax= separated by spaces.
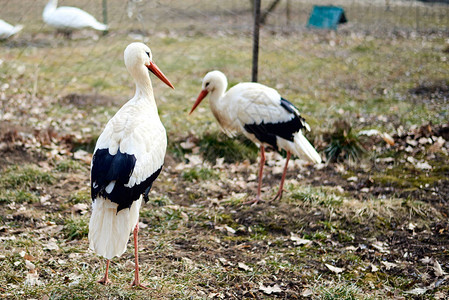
xmin=88 ymin=42 xmax=174 ymax=288
xmin=43 ymin=0 xmax=108 ymax=36
xmin=0 ymin=20 xmax=23 ymax=40
xmin=190 ymin=70 xmax=321 ymax=203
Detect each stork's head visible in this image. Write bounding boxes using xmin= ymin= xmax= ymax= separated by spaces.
xmin=124 ymin=42 xmax=174 ymax=89
xmin=189 ymin=70 xmax=228 ymax=115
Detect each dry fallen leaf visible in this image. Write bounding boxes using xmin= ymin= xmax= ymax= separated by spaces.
xmin=215 ymin=225 xmax=236 ymax=235
xmin=218 ymin=257 xmax=233 ymax=266
xmin=25 ymin=260 xmax=35 ymax=271
xmin=71 ymin=203 xmax=88 ymax=215
xmin=290 ymin=232 xmax=312 ymax=247
xmin=43 ymin=239 xmax=59 ymax=251
xmin=73 ymin=149 xmax=92 ymax=164
xmin=404 ymin=287 xmax=427 ymax=295
xmin=25 ymin=270 xmax=43 ymax=286
xmin=372 ymin=241 xmax=390 ymax=254
xmin=433 ymin=259 xmax=446 ymax=277
xmin=381 ymin=261 xmax=398 ymax=270
xmin=237 ymin=262 xmax=253 ymax=272
xmin=301 ymin=288 xmax=313 ymax=297
xmin=381 ymin=132 xmax=395 ymax=146
xmin=325 ymin=263 xmax=344 ymax=274
xmin=259 ymin=283 xmax=282 ymax=295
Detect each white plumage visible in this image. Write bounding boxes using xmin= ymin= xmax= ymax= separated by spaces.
xmin=88 ymin=42 xmax=173 ymax=287
xmin=0 ymin=20 xmax=23 ymax=40
xmin=190 ymin=70 xmax=321 ymax=203
xmin=43 ymin=0 xmax=108 ymax=33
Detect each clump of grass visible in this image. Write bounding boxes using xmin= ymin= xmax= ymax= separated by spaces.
xmin=0 ymin=165 xmax=54 ymax=204
xmin=198 ymin=132 xmax=258 ymax=164
xmin=290 ymin=186 xmax=343 ymax=207
xmin=64 ymin=216 xmax=89 ymax=241
xmin=324 ymin=121 xmax=365 ymax=162
xmin=0 ymin=165 xmax=54 ymax=189
xmin=69 ymin=190 xmax=90 ymax=204
xmin=0 ymin=190 xmax=39 ymax=204
xmin=181 ymin=167 xmax=219 ymax=182
xmin=319 ymin=282 xmax=361 ymax=300
xmin=56 ymin=159 xmax=82 ymax=172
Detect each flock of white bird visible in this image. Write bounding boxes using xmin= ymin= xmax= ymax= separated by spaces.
xmin=2 ymin=0 xmax=323 ymax=288
xmin=0 ymin=0 xmax=107 ymax=40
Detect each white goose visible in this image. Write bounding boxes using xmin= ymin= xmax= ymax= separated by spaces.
xmin=89 ymin=42 xmax=174 ymax=288
xmin=0 ymin=20 xmax=23 ymax=40
xmin=43 ymin=0 xmax=108 ymax=34
xmin=190 ymin=70 xmax=321 ymax=203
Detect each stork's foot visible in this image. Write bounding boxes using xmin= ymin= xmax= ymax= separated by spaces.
xmin=130 ymin=280 xmax=149 ymax=289
xmin=272 ymin=189 xmax=284 ymax=201
xmin=243 ymin=196 xmax=263 ymax=205
xmin=97 ymin=276 xmax=111 ymax=285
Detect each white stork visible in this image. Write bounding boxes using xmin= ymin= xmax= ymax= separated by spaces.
xmin=190 ymin=70 xmax=321 ymax=203
xmin=43 ymin=0 xmax=108 ymax=35
xmin=0 ymin=19 xmax=23 ymax=40
xmin=88 ymin=42 xmax=174 ymax=288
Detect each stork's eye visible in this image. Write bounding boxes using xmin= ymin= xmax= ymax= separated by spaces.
xmin=205 ymin=82 xmax=210 ymax=87
xmin=145 ymin=51 xmax=150 ymax=57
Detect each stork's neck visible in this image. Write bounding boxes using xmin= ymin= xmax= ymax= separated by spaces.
xmin=43 ymin=0 xmax=57 ymax=17
xmin=209 ymin=80 xmax=232 ymax=129
xmin=131 ymin=65 xmax=158 ymax=113
xmin=208 ymin=79 xmax=227 ymax=113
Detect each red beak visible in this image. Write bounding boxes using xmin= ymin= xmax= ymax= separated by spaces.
xmin=146 ymin=61 xmax=174 ymax=89
xmin=189 ymin=89 xmax=209 ymax=115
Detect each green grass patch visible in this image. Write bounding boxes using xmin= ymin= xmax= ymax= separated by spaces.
xmin=69 ymin=190 xmax=90 ymax=205
xmin=0 ymin=165 xmax=54 ymax=189
xmin=324 ymin=120 xmax=365 ymax=162
xmin=0 ymin=190 xmax=39 ymax=204
xmin=198 ymin=132 xmax=258 ymax=164
xmin=318 ymin=282 xmax=362 ymax=300
xmin=55 ymin=159 xmax=83 ymax=172
xmin=64 ymin=216 xmax=89 ymax=241
xmin=181 ymin=167 xmax=219 ymax=182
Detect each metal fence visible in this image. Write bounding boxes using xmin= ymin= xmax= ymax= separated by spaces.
xmin=0 ymin=0 xmax=448 ymax=96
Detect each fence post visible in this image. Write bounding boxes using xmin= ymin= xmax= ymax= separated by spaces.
xmin=252 ymin=0 xmax=261 ymax=82
xmin=102 ymin=0 xmax=108 ymax=35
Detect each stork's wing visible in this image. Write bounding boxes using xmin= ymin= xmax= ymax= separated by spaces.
xmin=231 ymin=83 xmax=309 ymax=149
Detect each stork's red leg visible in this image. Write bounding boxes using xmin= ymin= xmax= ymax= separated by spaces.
xmin=97 ymin=259 xmax=111 ymax=285
xmin=273 ymin=151 xmax=291 ymax=201
xmin=130 ymin=222 xmax=148 ymax=289
xmin=244 ymin=146 xmax=265 ymax=205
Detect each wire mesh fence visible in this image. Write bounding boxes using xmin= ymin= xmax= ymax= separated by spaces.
xmin=0 ymin=0 xmax=448 ymax=102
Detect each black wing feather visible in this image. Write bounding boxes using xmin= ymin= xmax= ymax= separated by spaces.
xmin=243 ymin=97 xmax=307 ymax=150
xmin=91 ymin=148 xmax=162 ymax=212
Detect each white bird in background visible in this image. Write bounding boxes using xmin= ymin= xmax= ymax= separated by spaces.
xmin=190 ymin=71 xmax=322 ymax=204
xmin=43 ymin=0 xmax=108 ymax=36
xmin=89 ymin=42 xmax=174 ymax=288
xmin=0 ymin=19 xmax=23 ymax=40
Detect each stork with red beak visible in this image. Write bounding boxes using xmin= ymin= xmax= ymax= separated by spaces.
xmin=89 ymin=42 xmax=174 ymax=288
xmin=190 ymin=70 xmax=321 ymax=203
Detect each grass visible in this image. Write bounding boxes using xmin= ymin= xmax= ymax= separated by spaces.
xmin=198 ymin=132 xmax=259 ymax=164
xmin=63 ymin=216 xmax=89 ymax=241
xmin=0 ymin=165 xmax=54 ymax=189
xmin=181 ymin=167 xmax=219 ymax=182
xmin=324 ymin=121 xmax=366 ymax=162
